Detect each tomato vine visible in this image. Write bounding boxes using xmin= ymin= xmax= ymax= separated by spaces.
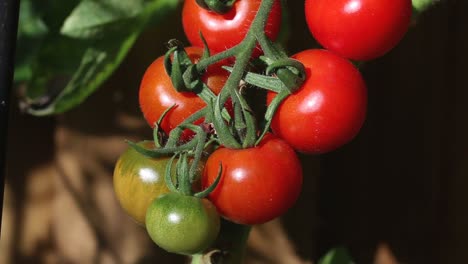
xmin=112 ymin=0 xmax=414 ymax=263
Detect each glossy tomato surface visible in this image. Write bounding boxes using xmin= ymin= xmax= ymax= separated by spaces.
xmin=305 ymin=0 xmax=412 ymax=61
xmin=113 ymin=142 xmax=174 ymax=225
xmin=182 ymin=0 xmax=282 ymax=54
xmin=267 ymin=49 xmax=367 ymax=154
xmin=202 ymin=134 xmax=303 ymax=225
xmin=145 ymin=193 xmax=220 ymax=255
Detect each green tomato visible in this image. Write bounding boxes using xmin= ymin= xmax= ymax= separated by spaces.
xmin=113 ymin=142 xmax=175 ymax=225
xmin=145 ymin=193 xmax=220 ymax=255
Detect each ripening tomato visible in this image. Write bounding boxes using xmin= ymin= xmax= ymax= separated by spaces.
xmin=139 ymin=47 xmax=229 ymax=141
xmin=113 ymin=142 xmax=175 ymax=225
xmin=202 ymin=134 xmax=303 ymax=225
xmin=182 ymin=0 xmax=282 ymax=55
xmin=113 ymin=142 xmax=204 ymax=225
xmin=305 ymin=0 xmax=412 ymax=61
xmin=267 ymin=49 xmax=367 ymax=154
xmin=146 ymin=193 xmax=220 ymax=255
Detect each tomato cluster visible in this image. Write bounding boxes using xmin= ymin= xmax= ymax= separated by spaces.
xmin=113 ymin=0 xmax=412 ymax=258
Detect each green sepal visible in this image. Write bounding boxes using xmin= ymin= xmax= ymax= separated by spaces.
xmin=195 ymin=0 xmax=236 ymax=14
xmin=165 ymin=126 xmax=185 ymax=148
xmin=199 ymin=32 xmax=211 ymax=59
xmin=195 ymin=162 xmax=223 ymax=198
xmin=223 ymin=66 xmax=285 ymax=93
xmin=163 ymin=46 xmax=178 ymax=76
xmin=163 ymin=40 xmax=204 ymax=93
xmin=231 ymin=88 xmax=256 ymax=148
xmin=255 ymin=90 xmax=289 ymax=145
xmin=165 ymin=154 xmax=179 ymax=193
xmin=178 ymin=124 xmax=208 ymax=183
xmin=211 ymin=96 xmax=241 ymax=149
xmin=126 ymin=139 xmax=198 ymax=158
xmin=153 ymin=104 xmax=177 ymax=148
xmin=177 ymin=153 xmax=192 ymax=195
xmin=264 ymin=57 xmax=306 ymax=93
xmin=183 ymin=64 xmax=204 ymax=92
xmin=232 ymin=96 xmax=247 ymax=142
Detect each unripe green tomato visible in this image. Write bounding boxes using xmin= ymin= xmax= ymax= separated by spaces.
xmin=113 ymin=142 xmax=176 ymax=225
xmin=145 ymin=193 xmax=220 ymax=255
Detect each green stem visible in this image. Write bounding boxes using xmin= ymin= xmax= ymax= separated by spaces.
xmin=220 ymin=222 xmax=251 ymax=264
xmin=191 ymin=254 xmax=206 ymax=264
xmin=183 ymin=125 xmax=207 ymax=183
xmin=196 ymin=46 xmax=240 ymax=72
xmin=190 ymin=221 xmax=251 ymax=264
xmin=177 ymin=152 xmax=192 ymax=195
xmin=211 ymin=0 xmax=276 ymax=148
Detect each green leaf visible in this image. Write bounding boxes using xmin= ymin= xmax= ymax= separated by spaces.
xmin=28 ymin=38 xmax=135 ymax=115
xmin=61 ymin=0 xmax=145 ymax=39
xmin=14 ymin=0 xmax=49 ymax=82
xmin=318 ymin=248 xmax=354 ymax=264
xmin=20 ymin=0 xmax=180 ymax=116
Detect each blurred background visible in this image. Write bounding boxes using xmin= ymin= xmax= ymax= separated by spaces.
xmin=1 ymin=0 xmax=467 ymax=263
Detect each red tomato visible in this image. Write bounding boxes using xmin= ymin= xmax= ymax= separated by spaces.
xmin=305 ymin=0 xmax=412 ymax=61
xmin=267 ymin=49 xmax=367 ymax=154
xmin=139 ymin=47 xmax=228 ymax=141
xmin=182 ymin=0 xmax=282 ymax=55
xmin=202 ymin=134 xmax=303 ymax=225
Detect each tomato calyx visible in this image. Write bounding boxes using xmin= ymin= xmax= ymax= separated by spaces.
xmin=164 ymin=42 xmax=208 ymax=94
xmin=162 ymin=42 xmax=234 ymax=128
xmin=195 ymin=0 xmax=236 ymax=14
xmin=263 ymin=57 xmax=306 ymax=92
xmin=220 ymin=56 xmax=305 ymax=146
xmin=128 ymin=122 xmax=221 ymax=198
xmin=191 ymin=0 xmax=305 ymax=149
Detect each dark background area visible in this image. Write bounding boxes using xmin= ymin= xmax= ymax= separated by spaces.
xmin=1 ymin=1 xmax=468 ymax=263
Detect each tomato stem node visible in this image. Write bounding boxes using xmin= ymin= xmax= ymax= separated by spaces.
xmin=195 ymin=0 xmax=237 ymax=14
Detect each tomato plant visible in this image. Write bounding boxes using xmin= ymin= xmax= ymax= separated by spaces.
xmin=267 ymin=49 xmax=367 ymax=154
xmin=113 ymin=0 xmax=417 ymax=261
xmin=145 ymin=192 xmax=220 ymax=255
xmin=305 ymin=0 xmax=412 ymax=61
xmin=182 ymin=0 xmax=282 ymax=55
xmin=201 ymin=134 xmax=303 ymax=225
xmin=113 ymin=142 xmax=174 ymax=225
xmin=139 ymin=47 xmax=228 ymax=141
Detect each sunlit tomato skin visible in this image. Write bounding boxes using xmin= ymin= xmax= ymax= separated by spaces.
xmin=305 ymin=0 xmax=412 ymax=61
xmin=139 ymin=47 xmax=228 ymax=141
xmin=113 ymin=142 xmax=174 ymax=225
xmin=202 ymin=134 xmax=303 ymax=225
xmin=145 ymin=193 xmax=220 ymax=255
xmin=267 ymin=49 xmax=367 ymax=154
xmin=182 ymin=0 xmax=282 ymax=55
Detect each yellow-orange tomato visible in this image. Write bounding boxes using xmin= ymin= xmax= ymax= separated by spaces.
xmin=113 ymin=142 xmax=175 ymax=225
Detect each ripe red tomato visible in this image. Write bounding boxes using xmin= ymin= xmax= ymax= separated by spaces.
xmin=305 ymin=0 xmax=412 ymax=61
xmin=139 ymin=47 xmax=228 ymax=141
xmin=182 ymin=0 xmax=282 ymax=55
xmin=202 ymin=134 xmax=303 ymax=225
xmin=267 ymin=49 xmax=367 ymax=154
